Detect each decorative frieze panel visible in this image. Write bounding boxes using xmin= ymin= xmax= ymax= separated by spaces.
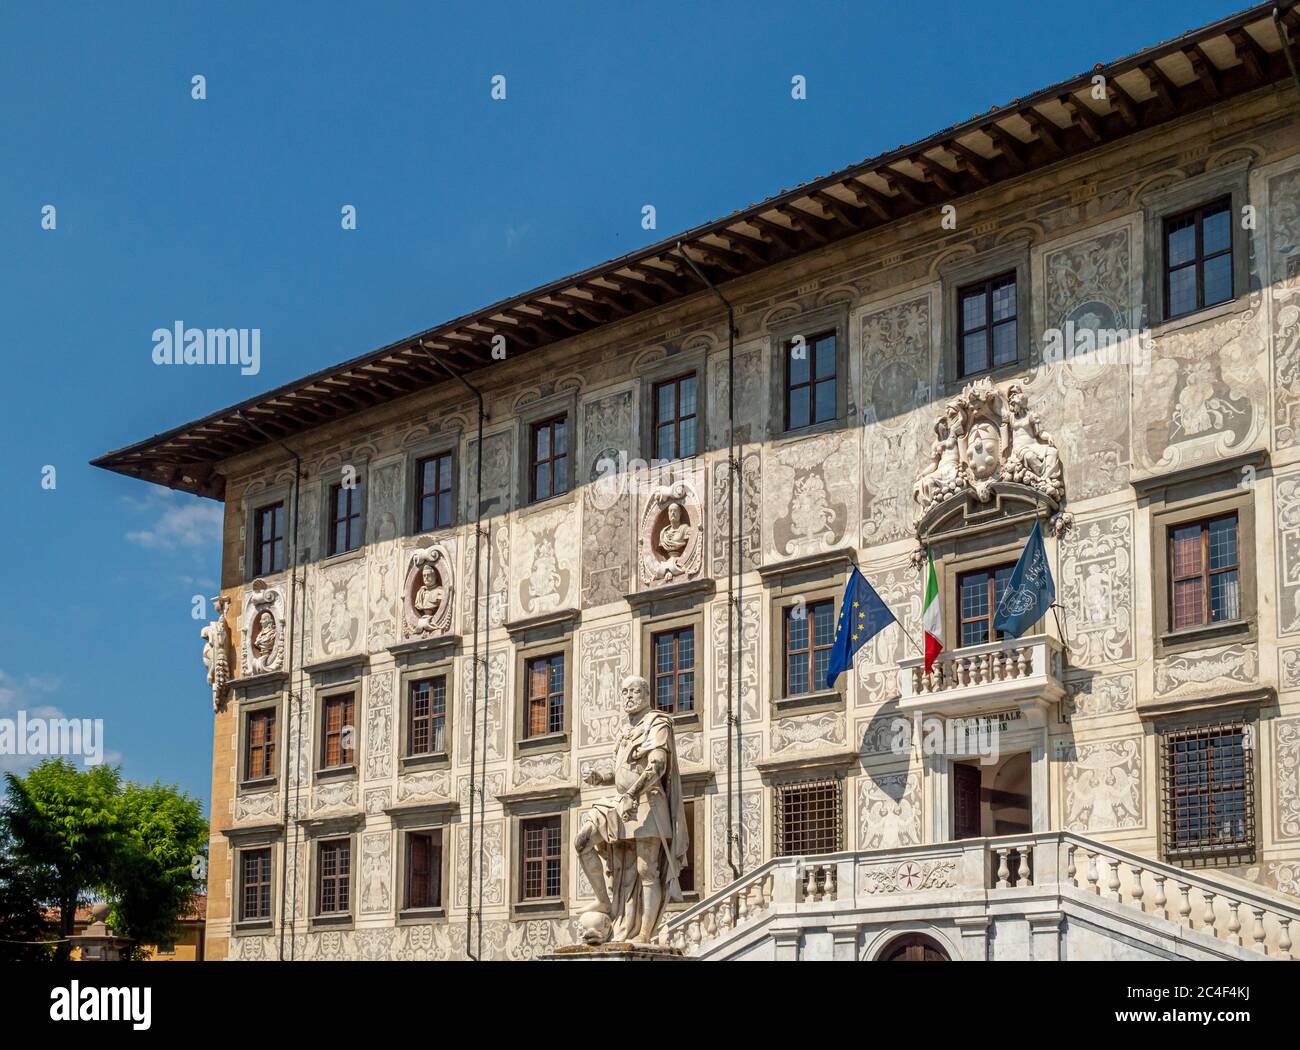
xmin=1062 ymin=670 xmax=1135 ymax=723
xmin=1063 ymin=737 xmax=1143 ymax=833
xmin=454 ymin=820 xmax=504 ymax=910
xmin=1153 ymin=642 xmax=1258 ymax=697
xmin=708 ymin=346 xmax=764 ymax=447
xmin=860 ymin=292 xmax=934 ymax=545
xmin=360 ymin=832 xmax=392 ymax=914
xmin=1275 ymin=717 xmax=1300 ymax=842
xmin=577 ymin=623 xmax=631 ymax=748
xmin=710 ymin=448 xmax=761 ymax=576
xmin=1276 ymin=469 xmax=1300 ymax=636
xmin=1266 ymin=162 xmax=1300 ymax=448
xmin=711 ymin=789 xmax=762 ymax=889
xmin=234 ymin=789 xmax=279 ymax=823
xmin=465 ymin=429 xmax=513 ymax=518
xmin=396 ymin=769 xmax=452 ymax=802
xmin=365 ymin=669 xmax=394 ymax=781
xmin=1280 ymin=646 xmax=1300 ymax=692
xmin=201 ymin=595 xmax=232 ymax=712
xmin=366 ymin=459 xmax=403 ymax=650
xmin=310 ymin=780 xmax=357 ymax=813
xmin=316 ymin=558 xmax=367 ymax=658
xmin=459 ymin=651 xmax=506 ymax=763
xmin=510 ymin=506 xmax=577 ymax=621
xmin=710 ymin=595 xmax=760 ymax=725
xmin=766 ymin=430 xmax=858 ymax=561
xmin=461 ymin=525 xmax=509 ymax=631
xmin=1035 ymin=223 xmax=1135 ymax=498
xmin=857 ymin=772 xmax=921 ymax=850
xmin=512 ymin=751 xmax=570 ymax=787
xmin=710 ymin=732 xmax=761 ymax=770
xmin=582 ymin=390 xmax=634 ymax=607
xmin=1131 ymin=304 xmax=1267 ymax=478
xmin=771 ymin=710 xmax=845 ymax=755
xmin=859 ymin=856 xmax=960 ymax=895
xmin=1060 ymin=511 xmax=1135 ymax=667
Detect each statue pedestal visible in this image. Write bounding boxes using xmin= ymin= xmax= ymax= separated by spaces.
xmin=542 ymin=942 xmax=693 ymax=962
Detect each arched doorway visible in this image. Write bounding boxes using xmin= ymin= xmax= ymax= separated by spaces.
xmin=877 ymin=933 xmax=950 ymax=961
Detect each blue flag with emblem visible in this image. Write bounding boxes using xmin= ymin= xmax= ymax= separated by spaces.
xmin=825 ymin=566 xmax=897 ymax=689
xmin=993 ymin=519 xmax=1055 ymax=639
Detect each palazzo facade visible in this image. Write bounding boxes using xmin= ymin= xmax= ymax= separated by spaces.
xmin=96 ymin=4 xmax=1300 ymax=960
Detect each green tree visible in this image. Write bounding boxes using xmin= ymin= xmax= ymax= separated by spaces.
xmin=108 ymin=780 xmax=207 ymax=959
xmin=0 ymin=831 xmax=54 ymax=961
xmin=1 ymin=760 xmax=121 ymax=960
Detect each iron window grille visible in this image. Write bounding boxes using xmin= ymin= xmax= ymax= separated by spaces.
xmin=775 ymin=777 xmax=844 ymax=856
xmin=1160 ymin=717 xmax=1255 ymax=866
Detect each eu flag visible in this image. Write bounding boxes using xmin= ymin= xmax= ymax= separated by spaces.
xmin=993 ymin=520 xmax=1055 ymax=639
xmin=825 ymin=567 xmax=897 ymax=689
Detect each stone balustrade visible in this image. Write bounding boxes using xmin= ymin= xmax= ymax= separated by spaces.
xmin=898 ymin=633 xmax=1065 ymax=714
xmin=659 ymin=831 xmax=1300 ymax=960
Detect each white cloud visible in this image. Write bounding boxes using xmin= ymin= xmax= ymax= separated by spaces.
xmin=124 ymin=490 xmax=223 ymax=549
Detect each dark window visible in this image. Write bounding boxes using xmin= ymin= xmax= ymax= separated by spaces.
xmin=245 ymin=709 xmax=276 ymax=781
xmin=652 ymin=627 xmax=695 ymax=714
xmin=520 ymin=816 xmax=563 ymax=900
xmin=530 ymin=416 xmax=568 ymax=502
xmin=524 ymin=654 xmax=565 ymax=738
xmin=407 ymin=676 xmax=447 ymax=757
xmin=415 ymin=453 xmax=454 ymax=532
xmin=785 ymin=330 xmax=837 ymax=431
xmin=783 ymin=600 xmax=835 ymax=697
xmin=679 ymin=800 xmax=696 ymax=894
xmin=958 ymin=272 xmax=1017 ymax=377
xmin=240 ymin=848 xmax=272 ymax=921
xmin=316 ymin=839 xmax=351 ymax=915
xmin=653 ymin=374 xmax=698 ymax=460
xmin=776 ymin=779 xmax=843 ymax=856
xmin=405 ymin=829 xmax=443 ymax=910
xmin=1164 ymin=197 xmax=1233 ymax=320
xmin=1169 ymin=513 xmax=1240 ymax=631
xmin=253 ymin=502 xmax=286 ymax=576
xmin=958 ymin=565 xmax=1016 ymax=647
xmin=1161 ymin=719 xmax=1254 ymax=864
xmin=321 ymin=694 xmax=355 ymax=769
xmin=328 ymin=480 xmax=363 ymax=556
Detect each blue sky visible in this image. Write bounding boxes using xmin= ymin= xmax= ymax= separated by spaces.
xmin=0 ymin=0 xmax=1244 ymax=807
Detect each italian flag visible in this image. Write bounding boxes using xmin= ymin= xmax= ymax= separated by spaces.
xmin=922 ymin=546 xmax=944 ymax=674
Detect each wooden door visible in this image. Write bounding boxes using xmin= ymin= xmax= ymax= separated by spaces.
xmin=953 ymin=762 xmax=982 ymax=839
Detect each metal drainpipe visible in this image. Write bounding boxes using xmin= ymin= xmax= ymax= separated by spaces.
xmin=677 ymin=244 xmax=743 ymax=880
xmin=420 ymin=342 xmax=487 ymax=960
xmin=1276 ymin=7 xmax=1300 ymax=98
xmin=236 ymin=411 xmax=303 ymax=961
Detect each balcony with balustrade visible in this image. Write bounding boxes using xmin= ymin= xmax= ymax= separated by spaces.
xmin=898 ymin=633 xmax=1066 ymax=721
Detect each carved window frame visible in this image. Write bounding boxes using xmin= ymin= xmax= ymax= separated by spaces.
xmin=312 ymin=676 xmax=363 ymax=782
xmin=309 ymin=831 xmax=358 ymax=929
xmin=514 ymin=389 xmax=580 ymax=512
xmin=229 ymin=830 xmax=281 ymax=935
xmin=512 ymin=629 xmax=575 ymax=756
xmin=765 ymin=573 xmax=846 ymax=715
xmin=316 ymin=460 xmax=370 ymax=569
xmin=766 ymin=303 xmax=851 ymax=442
xmin=1139 ymin=162 xmax=1251 ymax=336
xmin=638 ymin=347 xmax=709 ymax=465
xmin=508 ymin=807 xmax=571 ymax=920
xmin=1143 ymin=461 xmax=1257 ymax=659
xmin=638 ymin=606 xmax=705 ymax=732
xmin=395 ymin=823 xmax=451 ymax=924
xmin=939 ymin=243 xmax=1031 ymax=393
xmin=398 ymin=654 xmax=455 ymax=772
xmin=238 ymin=696 xmax=281 ymax=791
xmin=403 ymin=435 xmax=460 ymax=538
xmin=243 ymin=480 xmax=296 ymax=583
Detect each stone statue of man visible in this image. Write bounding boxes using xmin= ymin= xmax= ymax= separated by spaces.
xmin=575 ymin=675 xmax=689 ymax=945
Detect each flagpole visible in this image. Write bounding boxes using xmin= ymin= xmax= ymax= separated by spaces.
xmin=1026 ymin=492 xmax=1072 ymax=658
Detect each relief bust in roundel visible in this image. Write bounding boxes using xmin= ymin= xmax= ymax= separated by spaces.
xmin=402 ymin=543 xmax=454 ymax=639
